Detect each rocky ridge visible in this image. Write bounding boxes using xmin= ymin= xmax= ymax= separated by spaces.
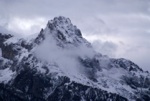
xmin=0 ymin=16 xmax=149 ymax=101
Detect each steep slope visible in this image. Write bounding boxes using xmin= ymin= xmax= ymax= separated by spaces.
xmin=0 ymin=16 xmax=149 ymax=101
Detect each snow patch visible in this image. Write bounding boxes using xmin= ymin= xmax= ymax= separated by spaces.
xmin=0 ymin=68 xmax=15 ymax=83
xmin=4 ymin=36 xmax=20 ymax=44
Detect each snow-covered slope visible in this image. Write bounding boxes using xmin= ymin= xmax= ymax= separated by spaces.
xmin=0 ymin=16 xmax=149 ymax=101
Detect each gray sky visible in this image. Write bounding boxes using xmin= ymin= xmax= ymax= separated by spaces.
xmin=0 ymin=0 xmax=150 ymax=71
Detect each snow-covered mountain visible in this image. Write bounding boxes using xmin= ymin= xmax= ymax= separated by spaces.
xmin=0 ymin=16 xmax=149 ymax=101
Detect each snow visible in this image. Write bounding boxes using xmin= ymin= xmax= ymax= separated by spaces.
xmin=4 ymin=36 xmax=20 ymax=44
xmin=32 ymin=17 xmax=148 ymax=100
xmin=0 ymin=68 xmax=15 ymax=83
xmin=17 ymin=48 xmax=29 ymax=63
xmin=95 ymin=67 xmax=135 ymax=100
xmin=33 ymin=18 xmax=96 ymax=81
xmin=31 ymin=18 xmax=101 ymax=89
xmin=0 ymin=16 xmax=149 ymax=101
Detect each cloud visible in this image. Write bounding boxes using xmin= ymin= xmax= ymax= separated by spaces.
xmin=6 ymin=17 xmax=47 ymax=35
xmin=117 ymin=44 xmax=150 ymax=71
xmin=0 ymin=0 xmax=150 ymax=71
xmin=34 ymin=33 xmax=95 ymax=78
xmin=92 ymin=40 xmax=118 ymax=57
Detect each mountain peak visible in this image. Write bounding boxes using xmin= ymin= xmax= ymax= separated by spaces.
xmin=47 ymin=16 xmax=82 ymax=37
xmin=34 ymin=16 xmax=90 ymax=47
xmin=0 ymin=16 xmax=149 ymax=101
xmin=48 ymin=16 xmax=72 ymax=27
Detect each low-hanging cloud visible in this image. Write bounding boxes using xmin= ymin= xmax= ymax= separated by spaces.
xmin=33 ymin=33 xmax=95 ymax=79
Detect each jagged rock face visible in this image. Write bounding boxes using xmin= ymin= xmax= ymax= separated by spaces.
xmin=0 ymin=68 xmax=127 ymax=101
xmin=37 ymin=16 xmax=91 ymax=48
xmin=0 ymin=16 xmax=150 ymax=101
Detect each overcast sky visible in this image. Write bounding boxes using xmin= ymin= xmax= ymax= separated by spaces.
xmin=0 ymin=0 xmax=150 ymax=71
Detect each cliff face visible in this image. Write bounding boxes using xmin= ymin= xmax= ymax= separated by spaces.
xmin=0 ymin=16 xmax=149 ymax=101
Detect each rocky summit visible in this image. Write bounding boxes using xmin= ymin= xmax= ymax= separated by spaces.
xmin=0 ymin=16 xmax=150 ymax=101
